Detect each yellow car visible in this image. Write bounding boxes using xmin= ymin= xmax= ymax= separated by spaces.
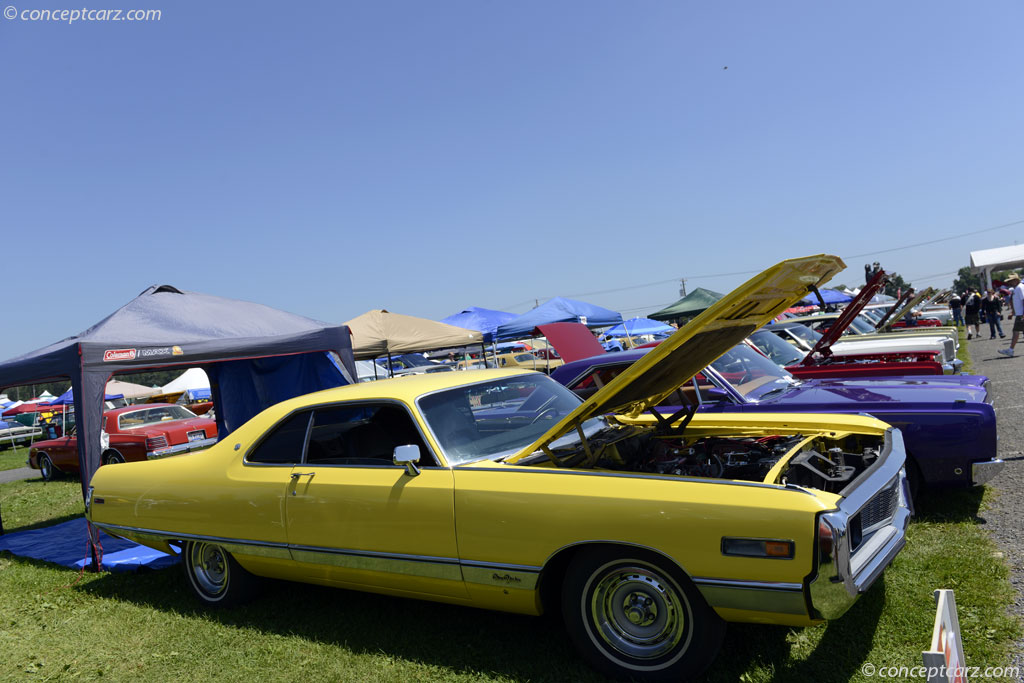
xmin=86 ymin=255 xmax=910 ymax=681
xmin=494 ymin=350 xmax=563 ymax=373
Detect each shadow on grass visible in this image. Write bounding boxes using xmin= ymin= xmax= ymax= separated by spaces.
xmin=76 ymin=569 xmax=604 ymax=682
xmin=913 ymin=486 xmax=985 ymax=524
xmin=64 ymin=554 xmax=894 ymax=683
xmin=697 ymin=580 xmax=887 ymax=682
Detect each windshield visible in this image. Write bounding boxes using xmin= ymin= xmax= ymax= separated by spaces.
xmin=117 ymin=405 xmax=198 ymax=430
xmin=849 ymin=316 xmax=876 ymax=334
xmin=709 ymin=344 xmax=795 ymax=401
xmin=417 ymin=374 xmax=597 ymax=465
xmin=860 ymin=308 xmax=884 ymax=323
xmin=749 ymin=330 xmax=805 ymax=366
xmin=782 ymin=324 xmax=822 ymax=346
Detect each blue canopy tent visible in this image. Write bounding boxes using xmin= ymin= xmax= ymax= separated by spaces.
xmin=799 ymin=288 xmax=853 ymax=305
xmin=439 ymin=307 xmax=517 ymax=343
xmin=602 ymin=317 xmax=675 ymax=338
xmin=48 ymin=388 xmax=124 ymax=405
xmin=496 ymin=297 xmax=622 ymax=341
xmin=0 ymin=284 xmax=357 ymax=564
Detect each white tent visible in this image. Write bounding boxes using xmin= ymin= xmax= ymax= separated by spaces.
xmin=160 ymin=368 xmax=211 ymax=394
xmin=106 ymin=379 xmax=161 ymax=400
xmin=970 ymin=244 xmax=1024 ymax=289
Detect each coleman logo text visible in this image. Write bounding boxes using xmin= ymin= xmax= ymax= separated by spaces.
xmin=102 ymin=348 xmax=137 ymax=362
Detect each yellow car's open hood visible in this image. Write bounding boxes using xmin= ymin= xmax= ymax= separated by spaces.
xmin=877 ymin=287 xmax=934 ymax=331
xmin=505 ymin=254 xmax=846 ymax=464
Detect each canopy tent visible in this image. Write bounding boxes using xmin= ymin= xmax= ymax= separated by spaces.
xmin=649 ymin=288 xmax=723 ymax=322
xmin=495 ymin=297 xmax=622 ymax=341
xmin=971 ymin=244 xmax=1024 ymax=289
xmin=49 ymin=388 xmax=123 ymax=405
xmin=439 ymin=307 xmax=518 ymax=343
xmin=345 ymin=309 xmax=484 ymax=360
xmin=602 ymin=317 xmax=675 ymax=338
xmin=0 ymin=284 xmax=357 ymax=527
xmin=106 ymin=379 xmax=161 ymax=400
xmin=160 ymin=367 xmax=211 ymax=394
xmin=798 ymin=288 xmax=853 ymax=306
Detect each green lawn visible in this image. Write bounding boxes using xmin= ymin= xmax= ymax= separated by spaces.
xmin=0 ymin=478 xmax=1018 ymax=682
xmin=0 ymin=445 xmax=31 ymax=472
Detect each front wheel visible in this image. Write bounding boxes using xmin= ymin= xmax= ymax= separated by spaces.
xmin=38 ymin=453 xmax=56 ymax=481
xmin=562 ymin=547 xmax=724 ymax=681
xmin=183 ymin=541 xmax=262 ymax=607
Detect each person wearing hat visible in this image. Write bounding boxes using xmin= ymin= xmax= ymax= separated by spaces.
xmin=998 ymin=273 xmax=1024 ymax=357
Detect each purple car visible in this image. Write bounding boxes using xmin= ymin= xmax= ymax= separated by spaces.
xmin=551 ymin=343 xmax=1000 ymax=495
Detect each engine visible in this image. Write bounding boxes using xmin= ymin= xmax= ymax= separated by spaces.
xmin=606 ymin=432 xmax=882 ymax=493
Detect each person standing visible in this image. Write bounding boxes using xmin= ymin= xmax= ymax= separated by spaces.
xmin=949 ymin=293 xmax=964 ymax=326
xmin=999 ymin=274 xmax=1024 ymax=357
xmin=982 ymin=289 xmax=1005 ymax=339
xmin=963 ymin=289 xmax=982 ymax=339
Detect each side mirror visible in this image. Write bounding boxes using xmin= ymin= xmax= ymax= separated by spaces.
xmin=393 ymin=444 xmax=421 ymax=476
xmin=703 ymin=387 xmax=730 ymax=403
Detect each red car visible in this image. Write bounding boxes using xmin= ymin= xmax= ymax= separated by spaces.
xmin=28 ymin=403 xmax=217 ymax=481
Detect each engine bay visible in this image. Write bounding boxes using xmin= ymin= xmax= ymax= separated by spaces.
xmin=541 ymin=426 xmax=886 ymax=494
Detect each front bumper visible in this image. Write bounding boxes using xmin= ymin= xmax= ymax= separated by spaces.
xmin=808 ymin=428 xmax=912 ymax=620
xmin=972 ymin=459 xmax=1004 ymax=486
xmin=942 ymin=358 xmax=964 ymax=374
xmin=147 ymin=436 xmax=218 ymax=460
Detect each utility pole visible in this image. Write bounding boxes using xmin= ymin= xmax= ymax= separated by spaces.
xmin=679 ymin=278 xmax=687 ymax=298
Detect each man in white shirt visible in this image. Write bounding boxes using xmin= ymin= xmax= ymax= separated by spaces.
xmin=998 ymin=273 xmax=1024 ymax=357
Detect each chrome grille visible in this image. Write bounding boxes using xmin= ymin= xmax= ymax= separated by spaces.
xmin=858 ymin=477 xmax=899 ymax=530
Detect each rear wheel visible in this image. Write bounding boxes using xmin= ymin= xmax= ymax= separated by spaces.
xmin=183 ymin=541 xmax=262 ymax=607
xmin=562 ymin=547 xmax=724 ymax=681
xmin=37 ymin=453 xmax=56 ymax=481
xmin=103 ymin=451 xmax=126 ymax=465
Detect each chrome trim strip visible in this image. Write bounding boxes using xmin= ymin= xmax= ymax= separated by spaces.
xmin=92 ymin=523 xmax=292 ymax=559
xmin=692 ymin=577 xmax=802 ymax=592
xmin=461 ymin=559 xmax=542 ymax=573
xmin=288 ymin=543 xmax=459 ymax=566
xmin=289 ymin=548 xmax=463 ymax=581
xmin=90 ymin=521 xmax=540 ymax=587
xmin=147 ymin=436 xmax=218 ymax=460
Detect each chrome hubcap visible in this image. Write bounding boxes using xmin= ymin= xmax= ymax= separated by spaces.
xmin=190 ymin=543 xmax=228 ymax=596
xmin=590 ymin=564 xmax=686 ymax=660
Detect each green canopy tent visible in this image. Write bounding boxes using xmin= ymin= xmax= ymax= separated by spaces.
xmin=649 ymin=287 xmax=724 ymax=324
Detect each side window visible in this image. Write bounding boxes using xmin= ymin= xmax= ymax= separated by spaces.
xmin=307 ymin=403 xmax=434 ymax=467
xmin=248 ymin=411 xmax=311 ymax=464
xmin=570 ymin=366 xmax=623 ymax=400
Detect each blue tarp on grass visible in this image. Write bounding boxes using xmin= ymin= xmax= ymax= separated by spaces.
xmin=0 ymin=517 xmax=178 ymax=572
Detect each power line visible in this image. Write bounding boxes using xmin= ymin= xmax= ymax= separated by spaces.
xmin=499 ymin=216 xmax=1024 ymax=310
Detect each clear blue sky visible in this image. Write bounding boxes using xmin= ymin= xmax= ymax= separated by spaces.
xmin=2 ymin=0 xmax=1022 ymax=361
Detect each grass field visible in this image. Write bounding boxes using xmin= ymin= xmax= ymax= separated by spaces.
xmin=0 ymin=475 xmax=1019 ymax=682
xmin=0 ymin=445 xmax=29 ymax=472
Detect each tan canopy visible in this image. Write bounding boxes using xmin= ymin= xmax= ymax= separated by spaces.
xmin=106 ymin=379 xmax=161 ymax=400
xmin=344 ymin=309 xmax=484 ymax=360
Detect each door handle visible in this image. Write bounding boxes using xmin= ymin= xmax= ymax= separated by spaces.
xmin=290 ymin=472 xmax=315 ymax=479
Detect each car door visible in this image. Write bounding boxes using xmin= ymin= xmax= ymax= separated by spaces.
xmin=283 ymin=401 xmax=465 ymax=600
